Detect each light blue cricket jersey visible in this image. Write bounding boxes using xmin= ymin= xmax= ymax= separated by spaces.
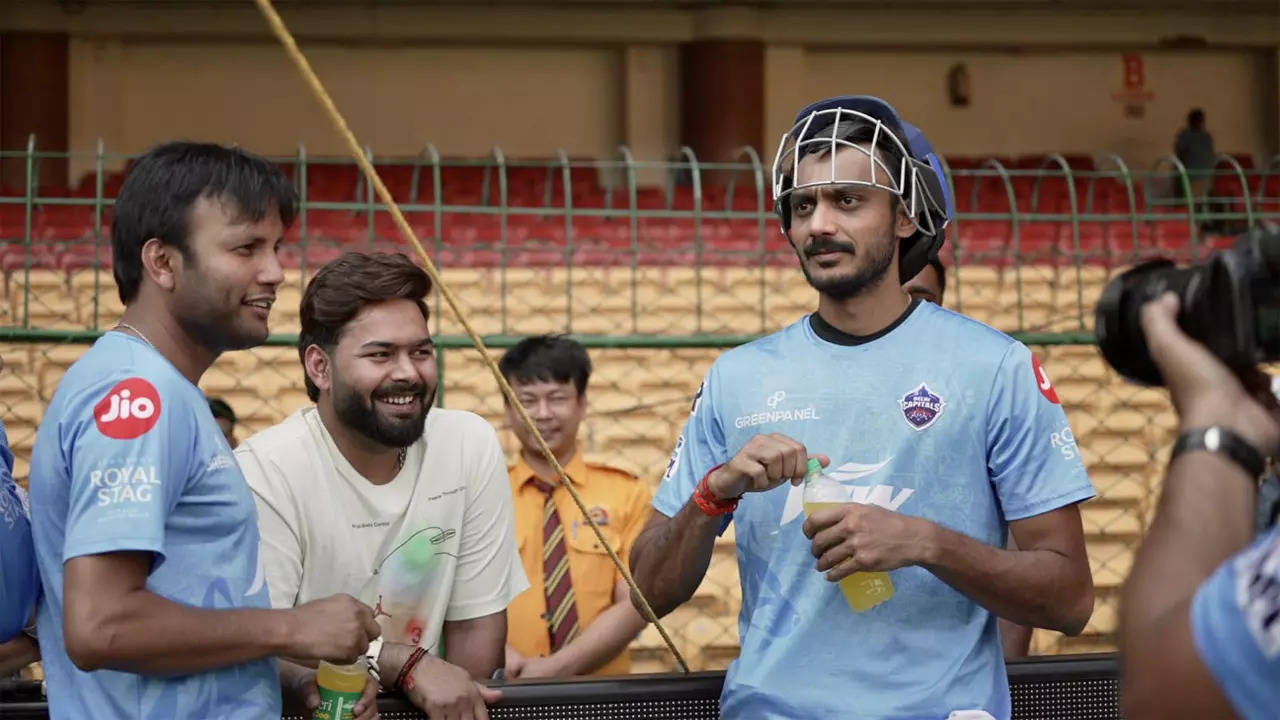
xmin=29 ymin=332 xmax=279 ymax=719
xmin=654 ymin=301 xmax=1095 ymax=720
xmin=0 ymin=418 xmax=39 ymax=641
xmin=1191 ymin=525 xmax=1280 ymax=720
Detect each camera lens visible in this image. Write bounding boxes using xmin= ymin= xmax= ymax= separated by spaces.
xmin=1095 ymin=260 xmax=1197 ymax=386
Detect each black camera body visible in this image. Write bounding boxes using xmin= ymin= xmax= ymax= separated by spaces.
xmin=1096 ymin=224 xmax=1280 ymax=386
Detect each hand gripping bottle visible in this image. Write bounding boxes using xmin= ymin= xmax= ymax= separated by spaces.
xmin=802 ymin=457 xmax=894 ymax=612
xmin=313 ymin=659 xmax=368 ymax=720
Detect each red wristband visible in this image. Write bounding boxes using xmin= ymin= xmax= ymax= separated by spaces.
xmin=693 ymin=464 xmax=738 ymax=516
xmin=394 ymin=646 xmax=428 ymax=691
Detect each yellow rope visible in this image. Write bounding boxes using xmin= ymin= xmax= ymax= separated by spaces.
xmin=251 ymin=0 xmax=689 ymax=674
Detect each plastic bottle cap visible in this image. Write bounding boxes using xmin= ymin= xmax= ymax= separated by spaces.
xmin=806 ymin=458 xmax=822 ymax=475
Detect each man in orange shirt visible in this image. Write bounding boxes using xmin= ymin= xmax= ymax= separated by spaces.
xmin=499 ymin=335 xmax=650 ymax=679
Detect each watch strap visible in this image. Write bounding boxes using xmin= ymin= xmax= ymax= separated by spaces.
xmin=1171 ymin=426 xmax=1267 ymax=479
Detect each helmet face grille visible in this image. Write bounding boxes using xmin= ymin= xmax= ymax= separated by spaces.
xmin=770 ymin=107 xmax=948 ymax=240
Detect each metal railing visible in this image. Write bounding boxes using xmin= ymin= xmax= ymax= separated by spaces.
xmin=0 ymin=140 xmax=1276 ymax=670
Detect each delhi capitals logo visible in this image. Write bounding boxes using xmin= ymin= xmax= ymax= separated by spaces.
xmin=900 ymin=384 xmax=945 ymax=431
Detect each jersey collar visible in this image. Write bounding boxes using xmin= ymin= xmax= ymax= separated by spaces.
xmin=808 ymin=298 xmax=923 ymax=347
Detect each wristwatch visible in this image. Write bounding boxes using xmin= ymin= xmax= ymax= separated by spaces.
xmin=1171 ymin=426 xmax=1267 ymax=480
xmin=365 ymin=635 xmax=385 ymax=683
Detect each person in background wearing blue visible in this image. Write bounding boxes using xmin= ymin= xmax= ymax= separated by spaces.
xmin=0 ymin=361 xmax=40 ymax=676
xmin=1120 ymin=292 xmax=1280 ymax=720
xmin=27 ymin=142 xmax=382 ymax=719
xmin=629 ymin=96 xmax=1096 ymax=720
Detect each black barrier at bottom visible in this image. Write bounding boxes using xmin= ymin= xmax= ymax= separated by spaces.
xmin=0 ymin=652 xmax=1122 ymax=719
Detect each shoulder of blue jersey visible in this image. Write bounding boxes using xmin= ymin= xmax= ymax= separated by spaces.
xmin=56 ymin=338 xmax=202 ymax=441
xmin=920 ymin=302 xmax=1021 ymax=354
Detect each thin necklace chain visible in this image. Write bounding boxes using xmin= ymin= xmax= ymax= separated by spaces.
xmin=115 ymin=322 xmax=156 ymax=350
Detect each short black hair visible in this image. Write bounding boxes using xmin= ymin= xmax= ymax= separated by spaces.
xmin=498 ymin=335 xmax=592 ymax=396
xmin=1187 ymin=108 xmax=1205 ymax=128
xmin=207 ymin=396 xmax=237 ymax=425
xmin=929 ymin=257 xmax=947 ymax=299
xmin=111 ymin=141 xmax=297 ymax=304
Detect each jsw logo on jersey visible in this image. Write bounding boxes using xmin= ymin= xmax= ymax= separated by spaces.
xmin=780 ymin=459 xmax=913 ymax=525
xmin=94 ymin=378 xmax=162 ymax=439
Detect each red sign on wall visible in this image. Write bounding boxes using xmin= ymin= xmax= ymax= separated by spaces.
xmin=1112 ymin=53 xmax=1154 ymax=118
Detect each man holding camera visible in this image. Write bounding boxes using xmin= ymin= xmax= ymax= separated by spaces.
xmin=1120 ymin=292 xmax=1279 ymax=719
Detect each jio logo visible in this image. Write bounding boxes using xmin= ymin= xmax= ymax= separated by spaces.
xmin=94 ymin=378 xmax=162 ymax=439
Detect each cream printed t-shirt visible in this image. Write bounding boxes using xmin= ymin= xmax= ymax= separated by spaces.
xmin=237 ymin=407 xmax=528 ymax=653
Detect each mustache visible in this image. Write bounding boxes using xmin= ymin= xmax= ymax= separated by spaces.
xmin=373 ymin=382 xmax=428 ymax=397
xmin=803 ymin=238 xmax=855 ymax=258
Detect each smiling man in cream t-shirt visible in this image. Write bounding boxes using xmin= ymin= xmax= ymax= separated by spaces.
xmin=237 ymin=252 xmax=527 ymax=720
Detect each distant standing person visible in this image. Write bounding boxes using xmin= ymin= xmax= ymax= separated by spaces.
xmin=1173 ymin=108 xmax=1215 ymax=205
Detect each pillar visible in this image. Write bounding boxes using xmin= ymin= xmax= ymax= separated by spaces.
xmin=1 ymin=32 xmax=70 ymax=190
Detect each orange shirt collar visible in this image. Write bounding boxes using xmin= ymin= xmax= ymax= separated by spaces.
xmin=511 ymin=450 xmax=590 ymax=490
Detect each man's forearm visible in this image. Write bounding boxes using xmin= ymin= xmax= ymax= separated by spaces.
xmin=550 ymin=600 xmax=646 ymax=676
xmin=629 ymin=503 xmax=723 ymax=618
xmin=1122 ymin=452 xmax=1254 ymax=638
xmin=998 ymin=617 xmax=1033 ymax=659
xmin=374 ymin=642 xmax=416 ymax=690
xmin=1119 ymin=448 xmax=1257 ymax=720
xmin=73 ymin=591 xmax=293 ymax=675
xmin=0 ymin=634 xmax=39 ymax=676
xmin=278 ymin=658 xmax=316 ymax=711
xmin=919 ymin=523 xmax=1090 ymax=634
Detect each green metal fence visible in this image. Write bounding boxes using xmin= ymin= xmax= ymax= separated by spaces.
xmin=1 ymin=140 xmax=1277 ymax=670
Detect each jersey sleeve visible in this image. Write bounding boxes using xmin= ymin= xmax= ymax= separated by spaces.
xmin=236 ymin=445 xmax=304 ymax=610
xmin=1190 ymin=529 xmax=1280 ymax=720
xmin=652 ymin=366 xmax=731 ymax=519
xmin=984 ymin=343 xmax=1095 ymax=521
xmin=0 ymin=434 xmax=38 ymax=640
xmin=446 ymin=416 xmax=530 ymax=622
xmin=61 ymin=376 xmax=195 ymax=564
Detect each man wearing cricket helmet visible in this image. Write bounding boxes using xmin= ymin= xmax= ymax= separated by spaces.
xmin=630 ymin=95 xmax=1095 ymax=719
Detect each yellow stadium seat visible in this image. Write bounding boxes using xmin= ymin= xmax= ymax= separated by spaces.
xmin=1088 ymin=540 xmax=1134 ymax=588
xmin=1080 ymin=503 xmax=1144 ymax=538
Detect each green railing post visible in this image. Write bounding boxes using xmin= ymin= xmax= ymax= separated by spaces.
xmin=1213 ymin=153 xmax=1255 ymax=228
xmin=362 ymin=145 xmax=376 ymax=249
xmin=1257 ymin=153 xmax=1279 ymax=209
xmin=979 ymin=159 xmax=1022 ymax=328
xmin=1041 ymin=155 xmax=1084 ymax=330
xmin=726 ymin=146 xmax=766 ymax=333
xmin=92 ymin=139 xmax=105 ymax=330
xmin=1092 ymin=154 xmax=1140 ymax=264
xmin=616 ymin=146 xmax=640 ymax=333
xmin=435 ymin=346 xmax=446 ymax=408
xmin=494 ymin=146 xmax=510 ymax=334
xmin=296 ymin=143 xmax=309 ymax=283
xmin=557 ymin=149 xmax=575 ymax=333
xmin=679 ymin=147 xmax=704 ymax=333
xmin=1149 ymin=154 xmax=1198 ymax=261
xmin=23 ymin=135 xmax=35 ymax=329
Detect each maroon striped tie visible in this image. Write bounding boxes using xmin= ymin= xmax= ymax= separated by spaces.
xmin=535 ymin=480 xmax=581 ymax=652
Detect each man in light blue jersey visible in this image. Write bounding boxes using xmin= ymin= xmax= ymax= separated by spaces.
xmin=630 ymin=96 xmax=1095 ymax=719
xmin=28 ymin=142 xmax=382 ymax=719
xmin=1120 ymin=292 xmax=1280 ymax=720
xmin=1 ymin=394 xmax=40 ymax=676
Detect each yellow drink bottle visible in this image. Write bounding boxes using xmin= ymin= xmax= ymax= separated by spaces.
xmin=802 ymin=457 xmax=894 ymax=612
xmin=313 ymin=659 xmax=368 ymax=720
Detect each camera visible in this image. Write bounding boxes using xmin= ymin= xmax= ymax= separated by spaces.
xmin=1096 ymin=223 xmax=1280 ymax=386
